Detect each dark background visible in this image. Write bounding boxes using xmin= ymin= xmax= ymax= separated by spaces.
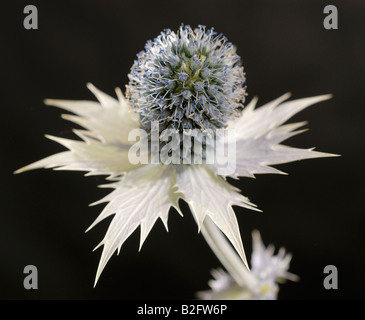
xmin=1 ymin=0 xmax=364 ymax=300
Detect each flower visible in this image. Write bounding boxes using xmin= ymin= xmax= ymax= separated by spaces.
xmin=196 ymin=229 xmax=299 ymax=300
xmin=15 ymin=25 xmax=337 ymax=286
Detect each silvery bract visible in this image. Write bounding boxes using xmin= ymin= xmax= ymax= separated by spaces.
xmin=16 ymin=25 xmax=336 ymax=286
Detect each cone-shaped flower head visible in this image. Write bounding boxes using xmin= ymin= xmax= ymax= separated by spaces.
xmin=126 ymin=24 xmax=246 ymax=138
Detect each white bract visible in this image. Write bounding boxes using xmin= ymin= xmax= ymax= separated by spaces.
xmin=15 ymin=25 xmax=336 ymax=286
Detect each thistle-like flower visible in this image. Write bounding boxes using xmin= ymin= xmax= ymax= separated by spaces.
xmin=126 ymin=25 xmax=246 ymax=134
xmin=197 ymin=229 xmax=298 ymax=300
xmin=15 ymin=25 xmax=336 ymax=286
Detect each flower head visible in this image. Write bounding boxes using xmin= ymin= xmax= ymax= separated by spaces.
xmin=251 ymin=230 xmax=298 ymax=284
xmin=126 ymin=24 xmax=246 ymax=136
xmin=197 ymin=230 xmax=299 ymax=300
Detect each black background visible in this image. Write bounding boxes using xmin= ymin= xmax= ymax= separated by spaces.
xmin=1 ymin=0 xmax=364 ymax=300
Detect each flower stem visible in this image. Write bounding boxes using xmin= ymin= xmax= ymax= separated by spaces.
xmin=195 ymin=212 xmax=258 ymax=290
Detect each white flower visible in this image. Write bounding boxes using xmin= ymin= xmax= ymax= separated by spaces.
xmin=15 ymin=25 xmax=336 ymax=286
xmin=197 ymin=229 xmax=299 ymax=300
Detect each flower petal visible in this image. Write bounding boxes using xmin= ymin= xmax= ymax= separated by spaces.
xmin=87 ymin=164 xmax=181 ymax=286
xmin=176 ymin=165 xmax=259 ymax=268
